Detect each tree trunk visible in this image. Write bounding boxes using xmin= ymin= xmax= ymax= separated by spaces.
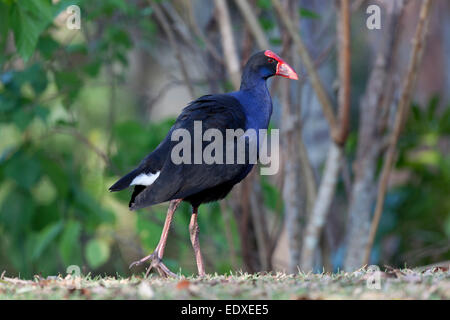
xmin=344 ymin=0 xmax=404 ymax=271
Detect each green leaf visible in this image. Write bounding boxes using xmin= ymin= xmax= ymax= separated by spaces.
xmin=269 ymin=37 xmax=282 ymax=46
xmin=39 ymin=156 xmax=69 ymax=197
xmin=73 ymin=189 xmax=115 ymax=228
xmin=439 ymin=107 xmax=450 ymax=133
xmin=32 ymin=175 xmax=57 ymax=205
xmin=34 ymin=104 xmax=50 ymax=122
xmin=426 ymin=95 xmax=439 ymax=121
xmin=59 ymin=220 xmax=82 ymax=266
xmin=32 ymin=222 xmax=63 ymax=260
xmin=137 ymin=214 xmax=163 ymax=252
xmin=11 ymin=4 xmax=38 ymax=61
xmin=0 ymin=190 xmax=34 ymax=236
xmin=12 ymin=109 xmax=34 ymax=130
xmin=11 ymin=0 xmax=54 ymax=61
xmin=37 ymin=35 xmax=60 ymax=59
xmin=83 ymin=60 xmax=102 ymax=77
xmin=4 ymin=151 xmax=41 ymax=189
xmin=261 ymin=178 xmax=282 ymax=211
xmin=85 ymin=238 xmax=110 ymax=269
xmin=0 ymin=95 xmax=16 ymax=112
xmin=21 ymin=0 xmax=54 ymax=23
xmin=140 ymin=6 xmax=153 ymax=16
xmin=0 ymin=1 xmax=10 ymax=53
xmin=411 ymin=150 xmax=440 ymax=166
xmin=445 ymin=216 xmax=450 ymax=237
xmin=259 ymin=17 xmax=275 ymax=31
xmin=257 ymin=0 xmax=271 ymax=10
xmin=299 ymin=8 xmax=321 ymax=19
xmin=54 ymin=71 xmax=82 ymax=107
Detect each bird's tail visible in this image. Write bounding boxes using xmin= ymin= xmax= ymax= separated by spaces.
xmin=109 ymin=168 xmax=140 ymax=192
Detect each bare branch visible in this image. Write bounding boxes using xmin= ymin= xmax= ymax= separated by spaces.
xmin=300 ymin=0 xmax=351 ymax=272
xmin=271 ymin=0 xmax=338 ymax=136
xmin=214 ymin=0 xmax=241 ymax=89
xmin=150 ymin=1 xmax=196 ymax=99
xmin=335 ymin=0 xmax=351 ymax=145
xmin=234 ymin=0 xmax=270 ymax=50
xmin=344 ymin=0 xmax=405 ymax=271
xmin=50 ymin=128 xmax=118 ymax=174
xmin=364 ymin=0 xmax=433 ymax=265
xmin=300 ymin=142 xmax=342 ymax=271
xmin=182 ymin=0 xmax=224 ymax=64
xmin=298 ymin=135 xmax=317 ymax=212
xmin=249 ymin=171 xmax=271 ymax=270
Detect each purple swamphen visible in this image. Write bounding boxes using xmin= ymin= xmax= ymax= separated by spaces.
xmin=109 ymin=50 xmax=298 ymax=277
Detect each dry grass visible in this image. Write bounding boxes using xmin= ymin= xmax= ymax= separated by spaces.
xmin=0 ymin=267 xmax=449 ymax=300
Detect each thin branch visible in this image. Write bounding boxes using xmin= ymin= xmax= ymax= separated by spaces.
xmin=159 ymin=2 xmax=204 ymax=56
xmin=271 ymin=0 xmax=338 ymax=137
xmin=343 ymin=0 xmax=404 ymax=271
xmin=160 ymin=2 xmax=194 ymax=45
xmin=182 ymin=0 xmax=223 ymax=64
xmin=249 ymin=171 xmax=271 ymax=270
xmin=146 ymin=79 xmax=183 ymax=110
xmin=214 ymin=0 xmax=241 ymax=89
xmin=300 ymin=0 xmax=351 ymax=271
xmin=50 ymin=128 xmax=119 ymax=174
xmin=351 ymin=0 xmax=366 ymax=12
xmin=279 ymin=26 xmax=307 ymax=272
xmin=234 ymin=0 xmax=270 ymax=50
xmin=363 ymin=0 xmax=433 ymax=265
xmin=300 ymin=142 xmax=342 ymax=271
xmin=335 ymin=0 xmax=351 ymax=145
xmin=298 ymin=135 xmax=317 ymax=212
xmin=150 ymin=1 xmax=196 ymax=99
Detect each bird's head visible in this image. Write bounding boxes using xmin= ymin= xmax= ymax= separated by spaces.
xmin=242 ymin=50 xmax=299 ymax=82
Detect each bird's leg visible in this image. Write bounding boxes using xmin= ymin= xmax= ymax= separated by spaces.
xmin=129 ymin=199 xmax=182 ymax=278
xmin=189 ymin=207 xmax=206 ymax=276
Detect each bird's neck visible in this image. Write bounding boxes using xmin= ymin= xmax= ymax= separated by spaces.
xmin=235 ymin=75 xmax=272 ymax=130
xmin=239 ymin=68 xmax=267 ymax=91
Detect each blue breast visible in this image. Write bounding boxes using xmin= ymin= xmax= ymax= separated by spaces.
xmin=228 ymin=80 xmax=273 ymax=182
xmin=229 ymin=81 xmax=272 ymax=131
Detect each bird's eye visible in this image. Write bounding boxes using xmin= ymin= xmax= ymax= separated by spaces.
xmin=267 ymin=58 xmax=275 ymax=63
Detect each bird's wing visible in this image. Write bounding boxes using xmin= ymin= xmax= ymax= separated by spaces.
xmin=126 ymin=94 xmax=249 ymax=209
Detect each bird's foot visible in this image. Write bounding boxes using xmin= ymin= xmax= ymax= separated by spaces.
xmin=129 ymin=252 xmax=177 ymax=278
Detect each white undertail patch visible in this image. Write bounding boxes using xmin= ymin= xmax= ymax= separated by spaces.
xmin=130 ymin=171 xmax=160 ymax=186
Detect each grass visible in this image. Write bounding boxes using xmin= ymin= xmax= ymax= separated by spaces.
xmin=0 ymin=267 xmax=449 ymax=300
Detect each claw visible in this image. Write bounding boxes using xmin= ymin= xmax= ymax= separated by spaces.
xmin=130 ymin=252 xmax=177 ymax=278
xmin=129 ymin=253 xmax=154 ymax=269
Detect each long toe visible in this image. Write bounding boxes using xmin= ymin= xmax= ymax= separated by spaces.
xmin=129 ymin=253 xmax=155 ymax=269
xmin=147 ymin=259 xmax=177 ymax=278
xmin=130 ymin=252 xmax=177 ymax=278
xmin=158 ymin=262 xmax=177 ymax=278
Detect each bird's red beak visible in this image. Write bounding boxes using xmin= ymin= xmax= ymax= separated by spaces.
xmin=264 ymin=50 xmax=299 ymax=80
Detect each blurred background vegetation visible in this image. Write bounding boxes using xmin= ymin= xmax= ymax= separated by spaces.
xmin=0 ymin=0 xmax=448 ymax=279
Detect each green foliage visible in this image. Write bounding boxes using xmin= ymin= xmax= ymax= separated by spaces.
xmin=59 ymin=220 xmax=82 ymax=265
xmin=85 ymin=238 xmax=110 ymax=269
xmin=256 ymin=0 xmax=271 ymax=10
xmin=6 ymin=0 xmax=67 ymax=61
xmin=261 ymin=175 xmax=283 ymax=212
xmin=0 ymin=0 xmax=141 ymax=277
xmin=299 ymin=8 xmax=321 ymax=20
xmin=381 ymin=97 xmax=450 ymax=265
xmin=112 ymin=119 xmax=175 ymax=171
xmin=0 ymin=0 xmax=244 ymax=278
